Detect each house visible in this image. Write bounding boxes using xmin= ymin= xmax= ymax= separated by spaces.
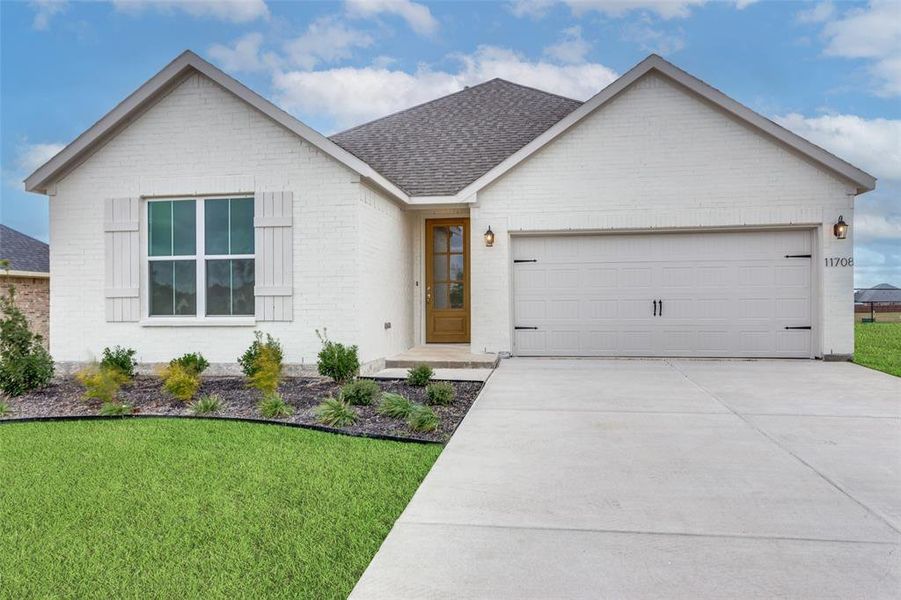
xmin=24 ymin=51 xmax=875 ymax=370
xmin=855 ymin=283 xmax=901 ymax=321
xmin=0 ymin=224 xmax=50 ymax=345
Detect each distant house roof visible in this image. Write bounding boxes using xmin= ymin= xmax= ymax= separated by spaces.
xmin=330 ymin=79 xmax=583 ymax=197
xmin=0 ymin=225 xmax=49 ymax=273
xmin=855 ymin=283 xmax=901 ymax=303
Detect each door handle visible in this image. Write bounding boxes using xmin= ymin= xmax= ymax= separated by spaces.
xmin=426 ymin=286 xmax=432 ymax=304
xmin=659 ymin=299 xmax=663 ymax=317
xmin=653 ymin=300 xmax=657 ymax=316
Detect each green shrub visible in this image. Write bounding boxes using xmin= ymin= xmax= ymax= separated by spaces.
xmin=75 ymin=363 xmax=129 ymax=403
xmin=190 ymin=393 xmax=222 ymax=415
xmin=341 ymin=379 xmax=380 ymax=406
xmin=407 ymin=404 xmax=439 ymax=433
xmin=377 ymin=392 xmax=413 ymax=419
xmin=247 ymin=343 xmax=282 ymax=395
xmin=0 ymin=287 xmax=54 ymax=396
xmin=258 ymin=392 xmax=293 ymax=419
xmin=314 ymin=397 xmax=358 ymax=427
xmin=169 ymin=352 xmax=209 ymax=375
xmin=99 ymin=402 xmax=132 ymax=416
xmin=100 ymin=346 xmax=137 ymax=379
xmin=159 ymin=362 xmax=201 ymax=402
xmin=426 ymin=382 xmax=455 ymax=405
xmin=238 ymin=332 xmax=284 ymax=378
xmin=406 ymin=363 xmax=433 ymax=387
xmin=315 ymin=328 xmax=359 ymax=384
xmin=0 ymin=400 xmax=9 ymax=417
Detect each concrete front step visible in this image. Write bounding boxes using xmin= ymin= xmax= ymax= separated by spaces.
xmin=368 ymin=368 xmax=493 ymax=382
xmin=384 ymin=344 xmax=498 ymax=370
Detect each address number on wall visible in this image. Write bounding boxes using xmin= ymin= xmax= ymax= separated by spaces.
xmin=825 ymin=257 xmax=854 ymax=267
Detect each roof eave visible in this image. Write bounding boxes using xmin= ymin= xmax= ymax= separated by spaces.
xmin=442 ymin=54 xmax=877 ymax=202
xmin=24 ymin=50 xmax=410 ymax=203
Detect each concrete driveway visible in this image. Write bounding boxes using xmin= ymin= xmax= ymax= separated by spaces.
xmin=352 ymin=359 xmax=901 ymax=599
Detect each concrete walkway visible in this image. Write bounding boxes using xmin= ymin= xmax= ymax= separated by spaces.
xmin=352 ymin=358 xmax=901 ymax=599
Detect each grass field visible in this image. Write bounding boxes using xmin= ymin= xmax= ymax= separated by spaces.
xmin=0 ymin=419 xmax=441 ymax=599
xmin=854 ymin=322 xmax=901 ymax=377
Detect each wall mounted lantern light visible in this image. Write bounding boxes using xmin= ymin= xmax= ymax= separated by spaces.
xmin=484 ymin=226 xmax=495 ymax=247
xmin=833 ymin=215 xmax=848 ymax=240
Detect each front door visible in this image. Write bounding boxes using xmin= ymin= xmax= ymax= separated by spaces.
xmin=425 ymin=218 xmax=470 ymax=343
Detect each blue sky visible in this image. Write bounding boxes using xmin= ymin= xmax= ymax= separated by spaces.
xmin=1 ymin=0 xmax=898 ymax=287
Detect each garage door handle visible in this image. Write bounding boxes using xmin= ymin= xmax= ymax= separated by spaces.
xmin=515 ymin=326 xmax=538 ymax=330
xmin=653 ymin=300 xmax=657 ymax=316
xmin=785 ymin=326 xmax=811 ymax=330
xmin=659 ymin=299 xmax=663 ymax=316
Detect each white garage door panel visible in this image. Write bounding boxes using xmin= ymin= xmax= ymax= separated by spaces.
xmin=512 ymin=230 xmax=812 ymax=358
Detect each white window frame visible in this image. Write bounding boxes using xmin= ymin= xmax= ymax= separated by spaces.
xmin=141 ymin=195 xmax=256 ymax=326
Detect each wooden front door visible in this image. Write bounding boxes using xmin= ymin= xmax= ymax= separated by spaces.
xmin=425 ymin=218 xmax=470 ymax=343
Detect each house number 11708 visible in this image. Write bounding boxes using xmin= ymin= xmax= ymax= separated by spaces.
xmin=825 ymin=257 xmax=853 ymax=267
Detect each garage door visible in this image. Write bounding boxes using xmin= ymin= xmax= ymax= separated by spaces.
xmin=512 ymin=230 xmax=812 ymax=358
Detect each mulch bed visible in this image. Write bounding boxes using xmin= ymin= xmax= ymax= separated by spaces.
xmin=0 ymin=376 xmax=485 ymax=443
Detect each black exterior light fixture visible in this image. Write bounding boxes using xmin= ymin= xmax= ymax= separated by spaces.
xmin=484 ymin=226 xmax=495 ymax=247
xmin=834 ymin=215 xmax=848 ymax=239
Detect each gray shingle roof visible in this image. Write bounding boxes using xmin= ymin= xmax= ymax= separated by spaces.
xmin=855 ymin=283 xmax=901 ymax=303
xmin=330 ymin=78 xmax=583 ymax=197
xmin=0 ymin=224 xmax=49 ymax=273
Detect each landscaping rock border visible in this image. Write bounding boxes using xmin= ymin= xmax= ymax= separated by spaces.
xmin=0 ymin=376 xmax=485 ymax=443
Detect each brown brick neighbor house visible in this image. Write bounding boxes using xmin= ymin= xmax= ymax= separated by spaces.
xmin=0 ymin=224 xmax=50 ymax=345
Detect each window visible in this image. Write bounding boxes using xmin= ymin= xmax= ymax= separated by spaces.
xmin=147 ymin=197 xmax=255 ymax=318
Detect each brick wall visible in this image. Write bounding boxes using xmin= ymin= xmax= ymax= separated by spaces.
xmin=0 ymin=275 xmax=50 ymax=347
xmin=49 ymin=72 xmax=379 ymax=366
xmin=471 ymin=72 xmax=858 ymax=357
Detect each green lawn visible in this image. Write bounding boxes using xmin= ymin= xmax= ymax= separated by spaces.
xmin=0 ymin=419 xmax=441 ymax=599
xmin=854 ymin=322 xmax=901 ymax=377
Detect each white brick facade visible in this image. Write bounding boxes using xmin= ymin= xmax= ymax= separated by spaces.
xmin=49 ymin=72 xmax=413 ymax=368
xmin=469 ymin=73 xmax=857 ymax=358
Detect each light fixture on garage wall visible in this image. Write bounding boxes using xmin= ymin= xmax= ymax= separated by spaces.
xmin=833 ymin=215 xmax=848 ymax=240
xmin=484 ymin=226 xmax=495 ymax=247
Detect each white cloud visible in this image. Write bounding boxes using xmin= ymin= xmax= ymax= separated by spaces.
xmin=775 ymin=113 xmax=901 ymax=181
xmin=818 ymin=0 xmax=901 ymax=96
xmin=621 ymin=20 xmax=685 ymax=54
xmin=111 ymin=0 xmax=269 ymax=23
xmin=734 ymin=0 xmax=759 ymax=9
xmin=29 ymin=0 xmax=68 ymax=30
xmin=273 ymin=45 xmax=617 ymax=130
xmin=565 ymin=1 xmax=707 ymax=20
xmin=209 ymin=32 xmax=281 ymax=73
xmin=796 ymin=1 xmax=834 ymax=24
xmin=345 ymin=0 xmax=438 ymax=36
xmin=284 ymin=16 xmax=374 ymax=70
xmin=544 ymin=26 xmax=591 ymax=64
xmin=16 ymin=142 xmax=65 ymax=175
xmin=508 ymin=0 xmax=557 ymax=19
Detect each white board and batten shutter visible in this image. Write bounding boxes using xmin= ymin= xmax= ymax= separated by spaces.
xmin=254 ymin=191 xmax=294 ymax=321
xmin=104 ymin=197 xmax=140 ymax=322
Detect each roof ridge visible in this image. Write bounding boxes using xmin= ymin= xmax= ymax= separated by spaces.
xmin=330 ymin=77 xmax=580 ymax=140
xmin=331 ymin=78 xmax=502 ymax=139
xmin=488 ymin=78 xmax=583 ymax=105
xmin=0 ymin=224 xmax=48 ymax=247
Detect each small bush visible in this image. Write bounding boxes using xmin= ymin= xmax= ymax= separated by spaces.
xmin=377 ymin=392 xmax=413 ymax=419
xmin=426 ymin=381 xmax=455 ymax=405
xmin=190 ymin=393 xmax=222 ymax=415
xmin=258 ymin=392 xmax=293 ymax=419
xmin=341 ymin=379 xmax=380 ymax=406
xmin=75 ymin=363 xmax=129 ymax=403
xmin=99 ymin=402 xmax=132 ymax=416
xmin=406 ymin=363 xmax=433 ymax=387
xmin=0 ymin=401 xmax=9 ymax=417
xmin=160 ymin=362 xmax=201 ymax=402
xmin=407 ymin=404 xmax=439 ymax=433
xmin=0 ymin=287 xmax=54 ymax=396
xmin=314 ymin=396 xmax=358 ymax=427
xmin=315 ymin=328 xmax=359 ymax=384
xmin=100 ymin=346 xmax=137 ymax=379
xmin=239 ymin=332 xmax=283 ymax=378
xmin=169 ymin=352 xmax=209 ymax=375
xmin=247 ymin=343 xmax=282 ymax=395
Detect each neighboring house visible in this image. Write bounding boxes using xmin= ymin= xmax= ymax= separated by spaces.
xmin=855 ymin=284 xmax=901 ymax=320
xmin=0 ymin=224 xmax=50 ymax=345
xmin=24 ymin=51 xmax=875 ymax=369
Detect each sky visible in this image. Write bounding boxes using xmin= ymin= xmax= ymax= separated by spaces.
xmin=1 ymin=0 xmax=898 ymax=287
